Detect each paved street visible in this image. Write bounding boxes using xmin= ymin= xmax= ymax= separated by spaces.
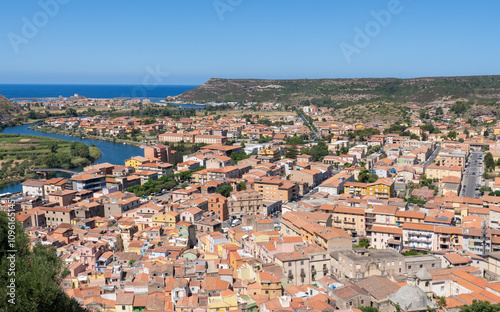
xmin=461 ymin=152 xmax=483 ymax=198
xmin=423 ymin=145 xmax=441 ymax=168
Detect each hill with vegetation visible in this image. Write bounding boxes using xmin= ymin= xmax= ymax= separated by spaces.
xmin=0 ymin=94 xmax=20 ymax=122
xmin=175 ymin=76 xmax=500 ymax=121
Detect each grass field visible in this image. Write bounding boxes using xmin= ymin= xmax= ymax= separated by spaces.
xmin=0 ymin=134 xmax=101 ymax=186
xmin=0 ymin=134 xmax=72 ymax=160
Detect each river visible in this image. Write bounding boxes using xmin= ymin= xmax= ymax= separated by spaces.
xmin=0 ymin=123 xmax=144 ymax=194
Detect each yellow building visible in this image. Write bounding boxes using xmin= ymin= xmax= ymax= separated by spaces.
xmin=125 ymin=156 xmax=150 ymax=170
xmin=152 ymin=211 xmax=179 ymax=227
xmin=257 ymin=271 xmax=282 ymax=299
xmin=343 ymin=182 xmax=367 ymax=196
xmin=257 ymin=147 xmax=280 ymax=161
xmin=207 ymin=290 xmax=238 ymax=312
xmin=367 ymin=178 xmax=394 ymax=199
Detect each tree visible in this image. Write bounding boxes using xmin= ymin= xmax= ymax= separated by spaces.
xmin=216 ymin=185 xmax=234 ymax=197
xmin=419 ymin=109 xmax=426 ymax=119
xmin=460 ymin=300 xmax=500 ymax=312
xmin=436 ymin=296 xmax=447 ymax=309
xmin=285 ymin=145 xmax=298 ymax=159
xmin=353 ymin=238 xmax=370 ymax=248
xmin=308 ymin=142 xmax=329 ymax=161
xmin=48 ymin=142 xmax=58 ymax=153
xmin=358 ymin=307 xmax=379 ymax=312
xmin=435 ymin=107 xmax=443 ymax=115
xmin=65 ymin=107 xmax=78 ymax=117
xmin=230 ymin=151 xmax=250 ymax=164
xmin=485 ymin=152 xmax=495 ymax=171
xmin=450 ymin=101 xmax=472 ymax=115
xmin=0 ymin=212 xmax=87 ymax=311
xmin=238 ymin=181 xmax=247 ymax=191
xmin=358 ymin=169 xmax=378 ymax=183
xmin=447 ymin=131 xmax=457 ymax=140
xmin=479 ymin=186 xmax=492 ymax=195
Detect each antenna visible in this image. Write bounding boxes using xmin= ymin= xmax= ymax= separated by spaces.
xmin=481 ymin=221 xmax=488 ymax=257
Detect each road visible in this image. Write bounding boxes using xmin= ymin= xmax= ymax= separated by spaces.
xmin=461 ymin=152 xmax=483 ymax=198
xmin=297 ymin=112 xmax=320 ymax=140
xmin=422 ymin=145 xmax=441 ymax=168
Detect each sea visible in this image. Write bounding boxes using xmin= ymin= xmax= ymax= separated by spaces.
xmin=0 ymin=84 xmax=198 ymax=100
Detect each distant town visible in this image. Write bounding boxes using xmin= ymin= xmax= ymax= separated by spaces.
xmin=4 ymin=97 xmax=500 ymax=312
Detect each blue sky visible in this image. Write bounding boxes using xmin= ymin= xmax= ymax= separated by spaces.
xmin=1 ymin=0 xmax=499 ymax=85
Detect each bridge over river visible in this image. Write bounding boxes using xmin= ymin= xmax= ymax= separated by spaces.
xmin=29 ymin=168 xmax=78 ymax=176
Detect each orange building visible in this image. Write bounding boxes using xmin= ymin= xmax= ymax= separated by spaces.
xmin=208 ymin=193 xmax=228 ymax=221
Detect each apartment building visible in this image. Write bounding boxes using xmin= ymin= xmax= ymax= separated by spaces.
xmin=194 ymin=135 xmax=227 ymax=145
xmin=158 ymin=132 xmax=193 ymax=143
xmin=21 ymin=179 xmax=46 ymax=198
xmin=253 ymin=177 xmax=299 ymax=203
xmin=273 ymin=251 xmax=311 ymax=286
xmin=395 ymin=210 xmax=425 ymax=226
xmin=144 ymin=144 xmax=171 ymax=163
xmin=366 ymin=178 xmax=395 ymax=199
xmin=125 ymin=156 xmax=150 ymax=171
xmin=343 ymin=182 xmax=367 ymax=196
xmin=41 ymin=206 xmax=76 ymax=227
xmin=208 ymin=194 xmax=228 ymax=221
xmin=318 ymin=172 xmax=354 ymax=196
xmin=425 ymin=165 xmax=462 ymax=180
xmin=70 ymin=173 xmax=106 ymax=192
xmin=43 ymin=177 xmax=68 ymax=199
xmin=227 ymin=190 xmax=264 ymax=216
xmin=402 ymin=223 xmax=435 ymax=251
xmin=438 ymin=151 xmax=467 ymax=168
xmin=207 ymin=166 xmax=239 ymax=182
xmin=330 ymin=206 xmax=365 ymax=237
xmin=299 ymin=245 xmax=331 ymax=282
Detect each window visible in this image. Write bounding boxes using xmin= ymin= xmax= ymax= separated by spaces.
xmin=432 ymin=263 xmax=435 ymax=267
xmin=288 ymin=262 xmax=292 ymax=267
xmin=301 ymin=261 xmax=304 ymax=265
xmin=408 ymin=265 xmax=411 ymax=269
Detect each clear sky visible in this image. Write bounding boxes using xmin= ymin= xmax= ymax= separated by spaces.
xmin=1 ymin=0 xmax=499 ymax=85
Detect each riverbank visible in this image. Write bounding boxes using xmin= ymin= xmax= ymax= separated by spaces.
xmin=0 ymin=133 xmax=102 ymax=188
xmin=0 ymin=123 xmax=144 ymax=193
xmin=30 ymin=124 xmax=143 ymax=147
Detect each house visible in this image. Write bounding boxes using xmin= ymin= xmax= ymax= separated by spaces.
xmin=318 ymin=172 xmax=354 ymax=196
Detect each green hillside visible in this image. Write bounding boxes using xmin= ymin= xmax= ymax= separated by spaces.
xmin=175 ymin=76 xmax=500 ymax=108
